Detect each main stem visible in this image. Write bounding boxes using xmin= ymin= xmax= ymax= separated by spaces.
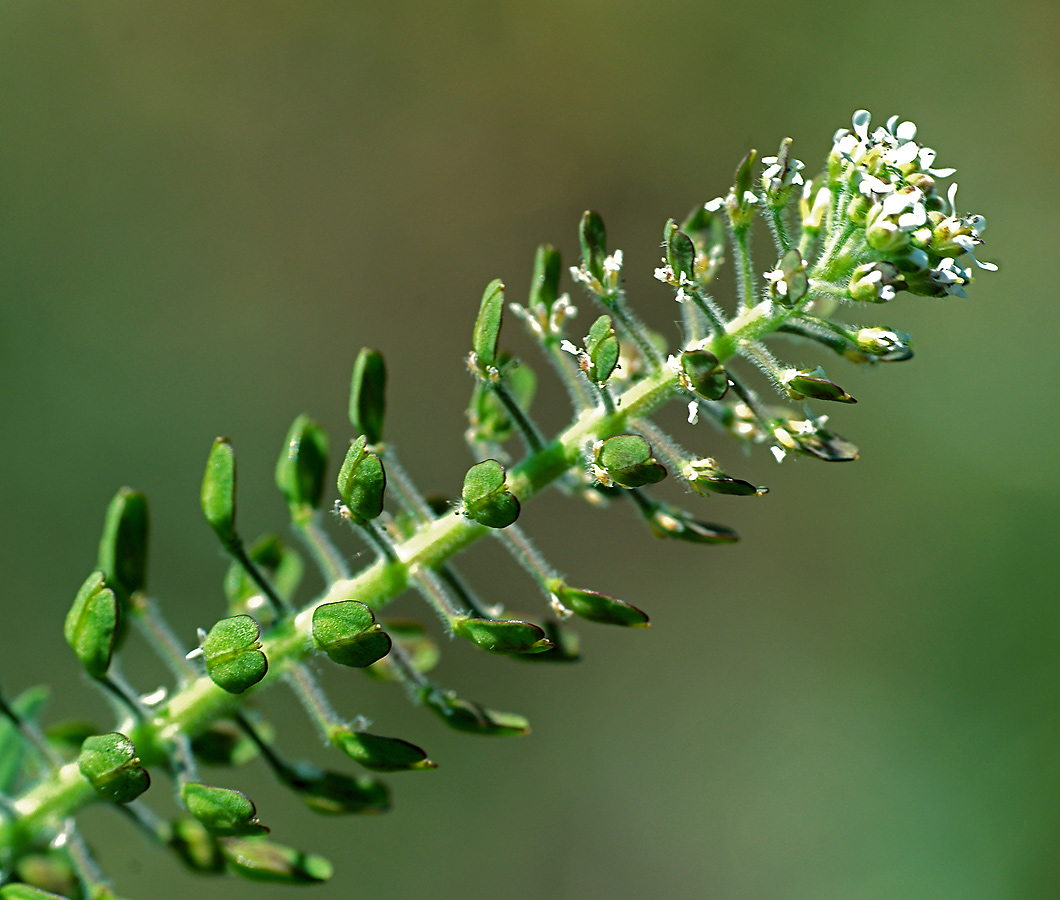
xmin=0 ymin=291 xmax=811 ymax=855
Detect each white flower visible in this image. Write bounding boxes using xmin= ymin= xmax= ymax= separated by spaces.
xmin=602 ymin=250 xmax=623 ymax=274
xmin=687 ymin=401 xmax=699 ymax=425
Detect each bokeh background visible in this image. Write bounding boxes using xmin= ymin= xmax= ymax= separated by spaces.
xmin=2 ymin=2 xmax=1058 ymax=899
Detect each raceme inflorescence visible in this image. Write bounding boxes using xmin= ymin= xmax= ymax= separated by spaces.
xmin=0 ymin=111 xmax=992 ymax=900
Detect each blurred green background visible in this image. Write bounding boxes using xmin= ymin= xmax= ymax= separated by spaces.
xmin=2 ymin=2 xmax=1058 ymax=898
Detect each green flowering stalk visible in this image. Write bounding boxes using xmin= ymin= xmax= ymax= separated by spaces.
xmin=0 ymin=110 xmax=991 ymax=900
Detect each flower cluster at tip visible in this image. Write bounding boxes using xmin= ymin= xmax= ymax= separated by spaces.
xmin=824 ymin=109 xmax=996 ymax=302
xmin=0 ymin=111 xmax=992 ymax=900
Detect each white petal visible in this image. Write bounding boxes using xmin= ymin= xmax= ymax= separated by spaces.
xmin=896 ymin=120 xmax=917 ymax=142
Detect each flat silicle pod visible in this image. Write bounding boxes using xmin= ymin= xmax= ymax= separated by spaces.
xmin=420 ymin=688 xmax=530 ymax=737
xmin=275 ymin=414 xmax=330 ymax=515
xmin=461 ymin=459 xmax=520 ymax=528
xmin=328 ymin=727 xmax=435 ymax=772
xmin=680 ymin=349 xmax=728 ymax=400
xmin=200 ymin=438 xmax=238 ymax=548
xmin=337 ymin=435 xmax=386 ymax=523
xmin=584 ymin=315 xmax=619 ymax=384
xmin=202 ymin=615 xmax=268 ymax=694
xmin=349 ymin=348 xmax=387 ymax=446
xmin=312 ymin=600 xmax=392 ymax=668
xmin=63 ymin=570 xmax=118 ymax=680
xmin=182 ymin=782 xmax=269 ymax=837
xmin=593 ymin=434 xmax=667 ymax=488
xmin=471 ymin=278 xmax=505 ymax=369
xmin=77 ymin=732 xmax=150 ymax=804
xmin=453 ymin=616 xmax=553 ymax=654
xmin=218 ymin=837 xmax=333 ymax=885
xmin=549 ymin=583 xmax=649 ymax=628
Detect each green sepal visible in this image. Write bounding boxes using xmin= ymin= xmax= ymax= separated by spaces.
xmin=420 ymin=689 xmax=530 ymax=737
xmin=280 ymin=762 xmax=391 ymax=815
xmin=461 ymin=459 xmax=520 ymax=529
xmin=452 ymin=616 xmax=553 ymax=654
xmin=732 ymin=148 xmax=758 ymax=223
xmin=364 ymin=619 xmax=440 ymax=681
xmin=593 ymin=435 xmax=667 ymax=489
xmin=77 ymin=732 xmax=150 ymax=804
xmin=472 ymin=278 xmax=505 ymax=370
xmin=312 ymin=600 xmax=392 ymax=668
xmin=349 ymin=348 xmax=387 ymax=446
xmin=275 ymin=415 xmax=330 ymax=517
xmin=664 ymin=219 xmax=696 ymax=284
xmin=191 ymin=720 xmax=272 ymax=768
xmin=0 ymin=885 xmax=71 ymax=900
xmin=219 ymin=837 xmax=333 ymax=884
xmin=680 ymin=350 xmax=728 ymax=400
xmin=0 ymin=686 xmax=49 ymax=793
xmin=579 ymin=210 xmax=607 ymax=282
xmin=328 ymin=727 xmax=435 ymax=772
xmin=529 ymin=243 xmax=562 ymax=313
xmin=224 ymin=534 xmax=303 ymax=619
xmin=168 ymin=817 xmax=226 ymax=875
xmin=548 ymin=581 xmax=649 ymax=628
xmin=201 ymin=438 xmax=238 ymax=548
xmin=337 ymin=436 xmax=386 ymax=523
xmin=96 ymin=487 xmax=148 ymax=602
xmin=645 ymin=502 xmax=739 ymax=544
xmin=63 ymin=571 xmax=118 ymax=680
xmin=202 ymin=615 xmax=268 ymax=694
xmin=584 ymin=315 xmax=619 ymax=384
xmin=783 ymin=367 xmax=857 ymax=403
xmin=182 ymin=782 xmax=269 ymax=837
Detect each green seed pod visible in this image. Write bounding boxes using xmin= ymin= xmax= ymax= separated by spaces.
xmin=312 ymin=600 xmax=392 ymax=668
xmin=579 ymin=210 xmax=608 ymax=282
xmin=168 ymin=817 xmax=226 ymax=875
xmin=548 ymin=581 xmax=649 ymax=628
xmin=679 ymin=350 xmax=728 ymax=400
xmin=664 ymin=219 xmax=696 ymax=285
xmin=452 ymin=617 xmax=553 ymax=654
xmin=644 ymin=502 xmax=740 ymax=545
xmin=592 ymin=435 xmax=667 ymax=489
xmin=528 ymin=243 xmax=562 ymax=313
xmin=420 ymin=689 xmax=530 ymax=737
xmin=685 ymin=461 xmax=764 ymax=497
xmin=219 ymin=837 xmax=333 ymax=885
xmin=77 ymin=732 xmax=150 ymax=804
xmin=279 ymin=762 xmax=390 ymax=816
xmin=181 ymin=782 xmax=269 ymax=837
xmin=0 ymin=885 xmax=71 ymax=900
xmin=328 ymin=727 xmax=435 ymax=772
xmin=201 ymin=438 xmax=238 ymax=549
xmin=584 ymin=315 xmax=619 ymax=385
xmin=63 ymin=571 xmax=118 ymax=680
xmin=782 ymin=366 xmax=857 ymax=403
xmin=96 ymin=487 xmax=148 ymax=600
xmin=349 ymin=348 xmax=387 ymax=446
xmin=275 ymin=414 xmax=330 ymax=518
xmin=461 ymin=459 xmax=520 ymax=529
xmin=201 ymin=615 xmax=268 ymax=695
xmin=337 ymin=435 xmax=387 ymax=524
xmin=471 ymin=278 xmax=505 ymax=370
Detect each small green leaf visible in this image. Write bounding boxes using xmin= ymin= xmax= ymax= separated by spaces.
xmin=97 ymin=487 xmax=148 ymax=600
xmin=275 ymin=415 xmax=330 ymax=516
xmin=664 ymin=219 xmax=696 ymax=284
xmin=593 ymin=435 xmax=667 ymax=489
xmin=77 ymin=732 xmax=150 ymax=804
xmin=280 ymin=762 xmax=390 ymax=815
xmin=472 ymin=278 xmax=505 ymax=370
xmin=312 ymin=601 xmax=392 ymax=668
xmin=680 ymin=350 xmax=728 ymax=400
xmin=549 ymin=582 xmax=650 ymax=628
xmin=349 ymin=348 xmax=388 ymax=445
xmin=201 ymin=438 xmax=238 ymax=548
xmin=453 ymin=617 xmax=553 ymax=654
xmin=182 ymin=782 xmax=269 ymax=837
xmin=420 ymin=689 xmax=530 ymax=737
xmin=584 ymin=315 xmax=619 ymax=384
xmin=63 ymin=571 xmax=118 ymax=680
xmin=219 ymin=837 xmax=333 ymax=884
xmin=461 ymin=459 xmax=520 ymax=529
xmin=329 ymin=728 xmax=435 ymax=772
xmin=0 ymin=686 xmax=49 ymax=794
xmin=528 ymin=244 xmax=562 ymax=313
xmin=579 ymin=210 xmax=607 ymax=282
xmin=202 ymin=615 xmax=268 ymax=694
xmin=169 ymin=817 xmax=226 ymax=874
xmin=337 ymin=436 xmax=387 ymax=523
